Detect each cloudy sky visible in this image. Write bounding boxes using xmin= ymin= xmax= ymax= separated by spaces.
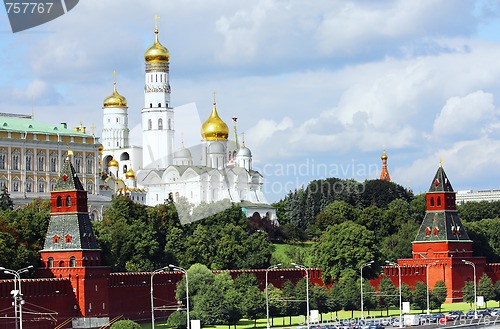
xmin=1 ymin=0 xmax=500 ymax=201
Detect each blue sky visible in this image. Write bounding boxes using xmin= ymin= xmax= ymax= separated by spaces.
xmin=1 ymin=0 xmax=500 ymax=201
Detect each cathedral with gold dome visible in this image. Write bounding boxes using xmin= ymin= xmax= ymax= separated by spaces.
xmin=99 ymin=24 xmax=274 ymax=219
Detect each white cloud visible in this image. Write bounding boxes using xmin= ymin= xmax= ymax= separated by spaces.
xmin=432 ymin=91 xmax=497 ymax=138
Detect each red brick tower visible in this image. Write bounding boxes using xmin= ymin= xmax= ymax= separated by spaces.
xmin=39 ymin=155 xmax=110 ymax=327
xmin=380 ymin=151 xmax=391 ymax=182
xmin=396 ymin=163 xmax=486 ymax=302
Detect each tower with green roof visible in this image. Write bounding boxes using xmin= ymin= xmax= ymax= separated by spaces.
xmin=39 ymin=155 xmax=110 ymax=325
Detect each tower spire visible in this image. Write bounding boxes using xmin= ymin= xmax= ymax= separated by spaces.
xmin=379 ymin=150 xmax=391 ymax=182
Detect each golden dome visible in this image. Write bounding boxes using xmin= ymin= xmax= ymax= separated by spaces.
xmin=200 ymin=102 xmax=229 ymax=141
xmin=125 ymin=168 xmax=136 ymax=179
xmin=103 ymin=83 xmax=127 ymax=108
xmin=144 ymin=28 xmax=170 ymax=63
xmin=381 ymin=151 xmax=388 ymax=160
xmin=108 ymin=159 xmax=118 ymax=167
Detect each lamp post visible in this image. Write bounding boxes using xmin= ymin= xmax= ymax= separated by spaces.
xmin=291 ymin=263 xmax=309 ymax=329
xmin=169 ymin=265 xmax=190 ymax=329
xmin=0 ymin=265 xmax=33 ymax=329
xmin=462 ymin=260 xmax=477 ymax=319
xmin=266 ymin=264 xmax=281 ymax=329
xmin=386 ymin=261 xmax=402 ymax=328
xmin=360 ymin=261 xmax=374 ymax=320
xmin=151 ymin=266 xmax=168 ymax=329
xmin=426 ymin=261 xmax=439 ymax=315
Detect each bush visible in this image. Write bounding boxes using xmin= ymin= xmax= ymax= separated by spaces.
xmin=110 ymin=319 xmax=141 ymax=329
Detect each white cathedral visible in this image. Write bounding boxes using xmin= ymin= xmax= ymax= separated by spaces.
xmin=99 ymin=25 xmax=275 ymax=220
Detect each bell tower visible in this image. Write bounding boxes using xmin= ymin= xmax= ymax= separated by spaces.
xmin=39 ymin=154 xmax=110 ymax=326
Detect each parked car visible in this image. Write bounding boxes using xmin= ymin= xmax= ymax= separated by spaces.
xmin=465 ymin=310 xmax=476 ymax=319
xmin=477 ymin=309 xmax=491 ymax=317
xmin=418 ymin=314 xmax=432 ymax=324
xmin=429 ymin=313 xmax=445 ymax=323
xmin=489 ymin=309 xmax=500 ymax=316
xmin=446 ymin=310 xmax=464 ymax=321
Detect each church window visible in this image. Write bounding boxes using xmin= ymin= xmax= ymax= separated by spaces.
xmin=0 ymin=152 xmax=6 ymax=170
xmin=25 ymin=155 xmax=32 ymax=171
xmin=53 ymin=235 xmax=59 ymax=243
xmin=48 ymin=257 xmax=54 ymax=268
xmin=108 ymin=118 xmax=110 ymax=123
xmin=56 ymin=196 xmax=62 ymax=207
xmin=87 ymin=183 xmax=93 ymax=194
xmin=86 ymin=158 xmax=93 ymax=174
xmin=437 ymin=196 xmax=441 ymax=206
xmin=38 ymin=182 xmax=45 ymax=192
xmin=69 ymin=256 xmax=76 ymax=267
xmin=66 ymin=196 xmax=72 ymax=207
xmin=150 ymin=103 xmax=152 ymax=108
xmin=158 ymin=102 xmax=161 ymax=107
xmin=66 ymin=234 xmax=72 ymax=243
xmin=59 ymin=260 xmax=64 ymax=267
xmin=26 ymin=182 xmax=32 ymax=193
xmin=50 ymin=156 xmax=57 ymax=172
xmin=148 ymin=119 xmax=152 ymax=130
xmin=123 ymin=165 xmax=127 ymax=173
xmin=12 ymin=154 xmax=19 ymax=170
xmin=158 ymin=119 xmax=163 ymax=130
xmin=168 ymin=119 xmax=171 ymax=130
xmin=430 ymin=197 xmax=434 ymax=207
xmin=75 ymin=158 xmax=81 ymax=173
xmin=13 ymin=181 xmax=19 ymax=192
xmin=156 ymin=75 xmax=157 ymax=82
xmin=38 ymin=155 xmax=45 ymax=171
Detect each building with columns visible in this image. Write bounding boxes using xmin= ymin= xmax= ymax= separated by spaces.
xmin=100 ymin=25 xmax=275 ymax=219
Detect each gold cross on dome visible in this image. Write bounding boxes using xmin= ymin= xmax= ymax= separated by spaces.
xmin=212 ymin=91 xmax=217 ymax=104
xmin=154 ymin=15 xmax=160 ymax=29
xmin=90 ymin=123 xmax=96 ymax=136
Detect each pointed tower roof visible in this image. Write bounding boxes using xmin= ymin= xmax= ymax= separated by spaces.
xmin=54 ymin=155 xmax=84 ymax=191
xmin=413 ymin=164 xmax=470 ymax=244
xmin=379 ymin=150 xmax=391 ymax=182
xmin=428 ymin=163 xmax=453 ymax=192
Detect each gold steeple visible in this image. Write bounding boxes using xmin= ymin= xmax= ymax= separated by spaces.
xmin=200 ymin=93 xmax=229 ymax=141
xmin=144 ymin=16 xmax=170 ymax=63
xmin=103 ymin=71 xmax=127 ymax=108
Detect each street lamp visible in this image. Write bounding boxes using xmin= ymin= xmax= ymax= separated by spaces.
xmin=360 ymin=261 xmax=374 ymax=320
xmin=0 ymin=265 xmax=33 ymax=329
xmin=266 ymin=264 xmax=281 ymax=329
xmin=151 ymin=266 xmax=168 ymax=329
xmin=426 ymin=261 xmax=439 ymax=315
xmin=386 ymin=261 xmax=402 ymax=328
xmin=291 ymin=263 xmax=309 ymax=329
xmin=462 ymin=260 xmax=477 ymax=319
xmin=169 ymin=265 xmax=190 ymax=329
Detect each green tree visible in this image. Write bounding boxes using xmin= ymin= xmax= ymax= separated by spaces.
xmin=110 ymin=320 xmax=140 ymax=329
xmin=0 ymin=186 xmax=13 ymax=210
xmin=267 ymin=283 xmax=285 ymax=327
xmin=281 ymin=280 xmax=297 ymax=325
xmin=494 ymin=281 xmax=500 ymax=307
xmin=380 ymin=221 xmax=419 ymax=260
xmin=431 ymin=280 xmax=447 ymax=312
xmin=378 ymin=277 xmax=397 ymax=316
xmin=462 ymin=281 xmax=475 ymax=306
xmin=362 ymin=280 xmax=377 ymax=317
xmin=478 ymin=273 xmax=495 ymax=307
xmin=310 ymin=284 xmax=329 ymax=321
xmin=312 ymin=221 xmax=380 ymax=282
xmin=458 ymin=201 xmax=494 ymax=222
xmin=360 ymin=180 xmax=412 ymax=209
xmin=327 ymin=282 xmax=343 ymax=316
xmin=339 ymin=276 xmax=360 ymax=317
xmin=166 ymin=311 xmax=186 ymax=329
xmin=411 ymin=281 xmax=427 ymax=312
xmin=315 ymin=200 xmax=358 ymax=230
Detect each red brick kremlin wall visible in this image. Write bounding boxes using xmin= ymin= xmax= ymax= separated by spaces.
xmin=0 ymin=268 xmax=317 ymax=328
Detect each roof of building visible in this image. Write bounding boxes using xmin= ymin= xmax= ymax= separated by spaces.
xmin=0 ymin=115 xmax=93 ymax=137
xmin=53 ymin=156 xmax=84 ymax=191
xmin=428 ymin=164 xmax=454 ymax=192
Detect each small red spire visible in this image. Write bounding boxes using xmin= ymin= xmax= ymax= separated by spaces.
xmin=380 ymin=150 xmax=391 ymax=182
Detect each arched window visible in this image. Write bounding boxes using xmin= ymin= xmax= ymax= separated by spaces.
xmin=168 ymin=119 xmax=171 ymax=130
xmin=158 ymin=102 xmax=161 ymax=107
xmin=69 ymin=256 xmax=76 ymax=267
xmin=66 ymin=195 xmax=72 ymax=207
xmin=430 ymin=197 xmax=435 ymax=207
xmin=148 ymin=119 xmax=152 ymax=130
xmin=437 ymin=196 xmax=441 ymax=206
xmin=56 ymin=196 xmax=62 ymax=208
xmin=48 ymin=257 xmax=54 ymax=268
xmin=123 ymin=165 xmax=127 ymax=173
xmin=158 ymin=118 xmax=163 ymax=130
xmin=59 ymin=260 xmax=64 ymax=267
